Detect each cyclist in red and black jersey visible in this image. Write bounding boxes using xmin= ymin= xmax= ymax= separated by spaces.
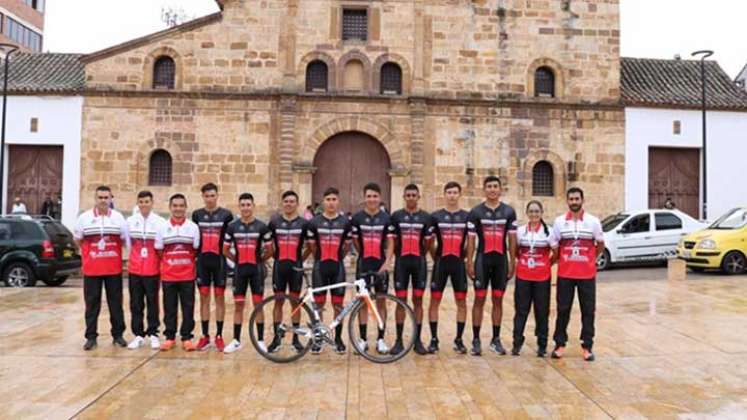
xmin=306 ymin=187 xmax=353 ymax=354
xmin=266 ymin=190 xmax=312 ymax=353
xmin=388 ymin=184 xmax=433 ymax=355
xmin=428 ymin=182 xmax=470 ymax=354
xmin=192 ymin=183 xmax=234 ymax=352
xmin=222 ymin=193 xmax=273 ymax=354
xmin=350 ymin=183 xmax=394 ymax=355
xmin=466 ymin=176 xmax=518 ymax=356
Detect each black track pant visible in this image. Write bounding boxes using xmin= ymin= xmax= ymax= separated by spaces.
xmin=129 ymin=274 xmax=160 ymax=337
xmin=553 ymin=277 xmax=596 ymax=350
xmin=163 ymin=281 xmax=196 ymax=341
xmin=84 ymin=275 xmax=126 ymax=340
xmin=512 ymin=278 xmax=550 ymax=350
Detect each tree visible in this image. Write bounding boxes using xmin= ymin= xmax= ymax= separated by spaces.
xmin=161 ymin=6 xmax=192 ymax=28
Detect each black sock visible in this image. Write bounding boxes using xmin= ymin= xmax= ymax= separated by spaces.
xmin=415 ymin=323 xmax=422 ymax=341
xmin=335 ymin=324 xmax=343 ymax=343
xmin=396 ymin=323 xmax=404 ymax=341
xmin=378 ymin=328 xmax=385 ymax=340
xmin=202 ymin=320 xmax=209 ymax=337
xmin=257 ymin=323 xmax=264 ymax=341
xmin=292 ymin=322 xmax=300 ymax=341
xmin=216 ymin=321 xmax=224 ymax=337
xmin=233 ymin=324 xmax=242 ymax=342
xmin=273 ymin=322 xmax=280 ymax=337
xmin=456 ymin=322 xmax=465 ymax=340
xmin=429 ymin=321 xmax=438 ymax=339
xmin=359 ymin=323 xmax=367 ymax=340
xmin=473 ymin=325 xmax=481 ymax=340
xmin=492 ymin=325 xmax=501 ymax=340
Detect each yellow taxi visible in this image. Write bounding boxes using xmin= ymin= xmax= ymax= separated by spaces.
xmin=676 ymin=207 xmax=747 ymax=274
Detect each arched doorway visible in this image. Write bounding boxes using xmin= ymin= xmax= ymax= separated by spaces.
xmin=313 ymin=131 xmax=391 ymax=214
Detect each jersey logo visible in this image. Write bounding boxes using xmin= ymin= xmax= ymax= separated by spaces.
xmin=445 ymin=215 xmax=450 ymax=221
xmin=239 ymin=225 xmax=245 ymax=231
xmin=366 ymin=217 xmax=371 ymax=223
xmin=203 ymin=214 xmax=209 ymax=220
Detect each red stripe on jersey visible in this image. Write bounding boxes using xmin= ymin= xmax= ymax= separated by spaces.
xmin=441 ymin=228 xmax=465 ymax=258
xmin=557 ymin=239 xmax=597 ymax=280
xmin=200 ymin=229 xmax=221 ymax=254
xmin=516 ymin=246 xmax=552 ymax=282
xmin=277 ymin=235 xmax=301 ymax=262
xmin=129 ymin=238 xmax=159 ymax=276
xmin=81 ymin=235 xmax=123 ymax=277
xmin=160 ymin=243 xmax=197 ymax=282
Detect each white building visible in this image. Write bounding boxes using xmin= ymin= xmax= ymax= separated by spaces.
xmin=0 ymin=53 xmax=83 ymax=229
xmin=622 ymin=57 xmax=747 ymax=221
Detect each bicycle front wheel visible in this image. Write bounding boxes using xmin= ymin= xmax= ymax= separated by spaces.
xmin=348 ymin=294 xmax=416 ymax=363
xmin=248 ymin=294 xmax=315 ymax=363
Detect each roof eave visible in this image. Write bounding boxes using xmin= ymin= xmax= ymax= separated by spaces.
xmin=81 ymin=12 xmax=223 ymax=64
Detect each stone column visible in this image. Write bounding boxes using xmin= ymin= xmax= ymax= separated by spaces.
xmin=389 ymin=165 xmax=410 ymax=211
xmin=409 ymin=98 xmax=426 ymax=186
xmin=292 ymin=162 xmax=316 ymax=210
xmin=278 ymin=95 xmax=297 ymax=192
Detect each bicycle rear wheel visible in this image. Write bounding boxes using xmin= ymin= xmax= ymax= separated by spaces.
xmin=248 ymin=294 xmax=315 ymax=363
xmin=348 ymin=294 xmax=416 ymax=363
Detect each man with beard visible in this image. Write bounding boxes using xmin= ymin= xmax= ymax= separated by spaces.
xmin=550 ymin=187 xmax=604 ymax=362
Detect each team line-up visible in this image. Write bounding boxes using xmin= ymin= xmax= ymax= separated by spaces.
xmin=75 ymin=176 xmax=603 ymax=361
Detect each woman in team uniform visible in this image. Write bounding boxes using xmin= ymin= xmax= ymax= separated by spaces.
xmin=511 ymin=200 xmax=556 ymax=357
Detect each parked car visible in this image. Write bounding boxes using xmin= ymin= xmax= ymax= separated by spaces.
xmin=0 ymin=215 xmax=81 ymax=287
xmin=676 ymin=206 xmax=747 ymax=275
xmin=596 ymin=209 xmax=706 ymax=271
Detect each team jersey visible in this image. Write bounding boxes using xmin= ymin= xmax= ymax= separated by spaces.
xmin=127 ymin=212 xmax=167 ymax=277
xmin=155 ymin=218 xmax=200 ymax=282
xmin=430 ymin=209 xmax=470 ymax=259
xmin=74 ymin=208 xmax=129 ymax=277
xmin=551 ymin=211 xmax=604 ymax=280
xmin=306 ymin=214 xmax=352 ymax=262
xmin=224 ymin=218 xmax=272 ymax=266
xmin=268 ymin=215 xmax=308 ymax=263
xmin=468 ymin=202 xmax=518 ymax=255
xmin=351 ymin=210 xmax=391 ymax=261
xmin=192 ymin=207 xmax=234 ymax=256
xmin=516 ymin=223 xmax=556 ymax=281
xmin=388 ymin=209 xmax=433 ymax=258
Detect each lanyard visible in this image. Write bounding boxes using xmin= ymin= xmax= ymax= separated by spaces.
xmin=528 ymin=229 xmax=538 ymax=253
xmin=572 ymin=219 xmax=581 ymax=242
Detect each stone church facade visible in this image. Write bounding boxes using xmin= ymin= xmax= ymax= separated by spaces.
xmin=80 ymin=0 xmax=624 ymax=219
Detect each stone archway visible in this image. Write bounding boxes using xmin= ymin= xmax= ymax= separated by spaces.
xmin=312 ymin=131 xmax=391 ymax=214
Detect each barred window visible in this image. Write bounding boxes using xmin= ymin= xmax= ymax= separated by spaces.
xmin=380 ymin=63 xmax=402 ymax=95
xmin=534 ymin=67 xmax=555 ymax=98
xmin=153 ymin=56 xmax=176 ymax=90
xmin=532 ymin=161 xmax=554 ymax=196
xmin=342 ymin=9 xmax=367 ymax=41
xmin=306 ymin=60 xmax=328 ymax=92
xmin=149 ymin=150 xmax=173 ymax=186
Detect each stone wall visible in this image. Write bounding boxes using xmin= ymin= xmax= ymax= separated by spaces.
xmin=80 ymin=0 xmax=624 ymax=222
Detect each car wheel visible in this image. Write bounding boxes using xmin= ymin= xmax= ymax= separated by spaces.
xmin=596 ymin=250 xmax=611 ymax=271
xmin=3 ymin=262 xmax=37 ymax=287
xmin=42 ymin=276 xmax=69 ymax=287
xmin=721 ymin=251 xmax=746 ymax=275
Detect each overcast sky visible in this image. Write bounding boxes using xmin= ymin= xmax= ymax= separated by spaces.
xmin=45 ymin=0 xmax=746 ymax=77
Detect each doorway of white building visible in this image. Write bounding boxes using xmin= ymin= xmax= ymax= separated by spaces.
xmin=648 ymin=147 xmax=700 ymax=218
xmin=7 ymin=145 xmax=63 ymax=216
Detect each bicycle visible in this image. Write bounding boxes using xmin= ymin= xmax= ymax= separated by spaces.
xmin=248 ymin=268 xmax=416 ymax=363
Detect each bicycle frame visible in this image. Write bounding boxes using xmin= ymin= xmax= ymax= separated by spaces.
xmin=290 ymin=277 xmax=385 ymax=330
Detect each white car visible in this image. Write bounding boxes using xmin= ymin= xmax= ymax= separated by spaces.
xmin=596 ymin=209 xmax=707 ymax=270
